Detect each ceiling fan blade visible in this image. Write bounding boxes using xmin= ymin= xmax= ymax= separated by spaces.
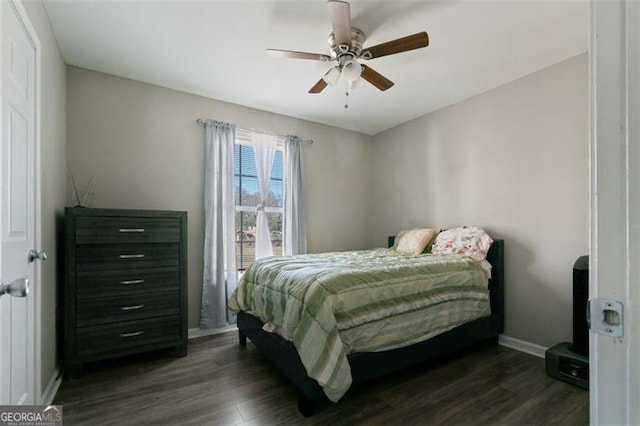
xmin=309 ymin=78 xmax=328 ymax=94
xmin=361 ymin=32 xmax=429 ymax=60
xmin=267 ymin=49 xmax=332 ymax=61
xmin=360 ymin=65 xmax=394 ymax=91
xmin=328 ymin=0 xmax=352 ymax=47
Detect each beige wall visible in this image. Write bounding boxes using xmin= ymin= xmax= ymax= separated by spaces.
xmin=371 ymin=54 xmax=589 ymax=347
xmin=66 ymin=66 xmax=373 ymax=329
xmin=67 ymin=54 xmax=588 ymax=346
xmin=22 ymin=0 xmax=67 ymax=399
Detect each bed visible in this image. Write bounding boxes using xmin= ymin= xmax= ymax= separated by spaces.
xmin=232 ymin=236 xmax=504 ymax=416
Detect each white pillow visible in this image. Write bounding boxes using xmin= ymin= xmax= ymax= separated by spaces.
xmin=396 ymin=228 xmax=438 ymax=255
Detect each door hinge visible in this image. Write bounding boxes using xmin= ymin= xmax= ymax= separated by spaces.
xmin=588 ymin=298 xmax=623 ymax=338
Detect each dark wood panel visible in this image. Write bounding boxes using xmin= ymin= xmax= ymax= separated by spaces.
xmin=76 ymin=291 xmax=180 ymax=326
xmin=53 ymin=332 xmax=589 ymax=425
xmin=76 ymin=216 xmax=181 ymax=244
xmin=76 ymin=315 xmax=180 ymax=357
xmin=76 ymin=267 xmax=180 ymax=299
xmin=76 ymin=243 xmax=179 ymax=272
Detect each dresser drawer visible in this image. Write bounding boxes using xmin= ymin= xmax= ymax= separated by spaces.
xmin=77 ymin=267 xmax=179 ymax=298
xmin=76 ymin=316 xmax=180 ymax=357
xmin=76 ymin=216 xmax=181 ymax=244
xmin=76 ymin=292 xmax=180 ymax=326
xmin=76 ymin=243 xmax=179 ymax=272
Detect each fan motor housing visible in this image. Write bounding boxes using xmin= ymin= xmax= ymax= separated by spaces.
xmin=329 ymin=27 xmax=365 ymax=59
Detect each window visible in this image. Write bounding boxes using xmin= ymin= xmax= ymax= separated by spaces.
xmin=234 ymin=142 xmax=283 ymax=270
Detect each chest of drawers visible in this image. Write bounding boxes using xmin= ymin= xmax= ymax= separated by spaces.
xmin=64 ymin=208 xmax=188 ymax=378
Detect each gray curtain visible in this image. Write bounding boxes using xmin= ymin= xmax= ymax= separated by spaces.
xmin=200 ymin=119 xmax=237 ymax=328
xmin=283 ymin=135 xmax=307 ymax=255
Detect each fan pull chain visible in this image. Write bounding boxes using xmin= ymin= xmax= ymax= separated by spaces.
xmin=345 ymin=84 xmax=349 ymax=109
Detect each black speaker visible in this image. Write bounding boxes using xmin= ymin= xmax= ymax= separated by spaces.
xmin=572 ymin=256 xmax=589 ymax=356
xmin=546 ymin=256 xmax=590 ymax=388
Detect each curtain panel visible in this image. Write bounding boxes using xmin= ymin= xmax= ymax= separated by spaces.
xmin=200 ymin=119 xmax=238 ymax=328
xmin=284 ymin=135 xmax=307 ymax=255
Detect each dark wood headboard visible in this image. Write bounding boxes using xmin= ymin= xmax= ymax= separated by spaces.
xmin=486 ymin=239 xmax=504 ymax=320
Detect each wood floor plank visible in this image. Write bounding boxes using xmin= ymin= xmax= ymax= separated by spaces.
xmin=54 ymin=330 xmax=589 ymax=425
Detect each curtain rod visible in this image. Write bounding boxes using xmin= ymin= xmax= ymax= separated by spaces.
xmin=196 ymin=119 xmax=313 ymax=144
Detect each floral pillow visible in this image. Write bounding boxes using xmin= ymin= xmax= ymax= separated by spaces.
xmin=395 ymin=228 xmax=438 ymax=255
xmin=431 ymin=226 xmax=494 ymax=263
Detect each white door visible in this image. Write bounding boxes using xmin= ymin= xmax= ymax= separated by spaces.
xmin=589 ymin=0 xmax=639 ymax=423
xmin=0 ymin=0 xmax=38 ymax=405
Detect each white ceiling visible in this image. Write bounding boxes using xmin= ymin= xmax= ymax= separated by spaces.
xmin=43 ymin=0 xmax=588 ymax=136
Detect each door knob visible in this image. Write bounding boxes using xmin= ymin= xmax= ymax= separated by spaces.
xmin=0 ymin=277 xmax=29 ymax=298
xmin=28 ymin=249 xmax=48 ymax=263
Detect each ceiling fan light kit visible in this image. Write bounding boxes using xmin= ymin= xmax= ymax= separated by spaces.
xmin=321 ymin=57 xmax=362 ymax=87
xmin=322 ymin=66 xmax=342 ymax=87
xmin=267 ymin=0 xmax=430 ymax=100
xmin=341 ymin=59 xmax=362 ymax=83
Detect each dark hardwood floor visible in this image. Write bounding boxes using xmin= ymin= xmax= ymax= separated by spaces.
xmin=54 ymin=331 xmax=589 ymax=425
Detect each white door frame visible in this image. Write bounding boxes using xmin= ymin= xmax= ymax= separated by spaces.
xmin=589 ymin=0 xmax=639 ymax=423
xmin=0 ymin=0 xmax=42 ymax=404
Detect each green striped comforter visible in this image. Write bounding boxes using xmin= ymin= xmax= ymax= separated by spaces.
xmin=228 ymin=248 xmax=490 ymax=402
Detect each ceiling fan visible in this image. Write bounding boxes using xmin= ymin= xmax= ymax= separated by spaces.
xmin=267 ymin=0 xmax=429 ymax=94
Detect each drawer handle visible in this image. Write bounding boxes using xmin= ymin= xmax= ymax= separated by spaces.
xmin=119 ymin=254 xmax=145 ymax=259
xmin=120 ymin=279 xmax=145 ymax=285
xmin=121 ymin=304 xmax=145 ymax=311
xmin=120 ymin=331 xmax=144 ymax=338
xmin=119 ymin=228 xmax=145 ymax=233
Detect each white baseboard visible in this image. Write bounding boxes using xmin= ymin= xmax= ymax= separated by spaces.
xmin=40 ymin=368 xmax=62 ymax=405
xmin=188 ymin=325 xmax=236 ymax=339
xmin=499 ymin=335 xmax=547 ymax=358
